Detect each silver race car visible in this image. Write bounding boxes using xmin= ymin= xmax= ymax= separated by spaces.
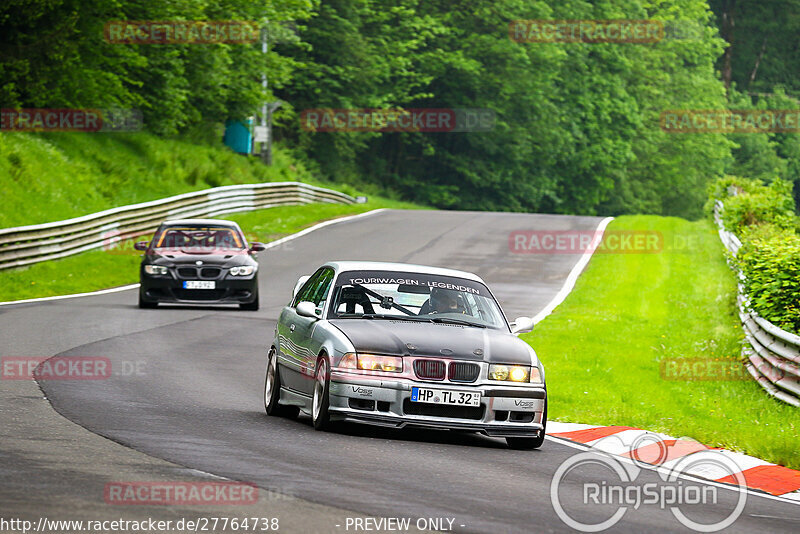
xmin=264 ymin=261 xmax=547 ymax=449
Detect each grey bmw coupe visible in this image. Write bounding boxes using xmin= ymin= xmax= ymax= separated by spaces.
xmin=265 ymin=261 xmax=547 ymax=449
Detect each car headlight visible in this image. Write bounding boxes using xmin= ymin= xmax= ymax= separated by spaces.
xmin=489 ymin=364 xmax=530 ymax=382
xmin=144 ymin=265 xmax=168 ymax=275
xmin=229 ymin=265 xmax=256 ymax=276
xmin=339 ymin=352 xmax=403 ymax=372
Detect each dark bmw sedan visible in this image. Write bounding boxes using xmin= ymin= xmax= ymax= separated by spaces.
xmin=135 ymin=219 xmax=265 ymax=310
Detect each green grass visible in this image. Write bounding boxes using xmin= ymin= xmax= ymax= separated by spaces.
xmin=0 ymin=130 xmax=362 ymax=227
xmin=0 ymin=199 xmax=421 ymax=302
xmin=524 ymin=215 xmax=800 ymax=469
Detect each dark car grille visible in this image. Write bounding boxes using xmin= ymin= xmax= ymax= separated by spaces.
xmin=403 ymin=399 xmax=484 ymax=420
xmin=176 ymin=267 xmax=222 ymax=279
xmin=177 ymin=267 xmax=196 ymax=279
xmin=200 ymin=267 xmax=221 ymax=278
xmin=414 ymin=359 xmax=446 ymax=380
xmin=448 ymin=362 xmax=480 ymax=383
xmin=173 ymin=289 xmax=226 ymax=301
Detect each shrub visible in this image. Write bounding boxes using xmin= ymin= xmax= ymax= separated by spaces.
xmin=720 ymin=179 xmax=795 ymax=235
xmin=738 ymin=229 xmax=800 ymax=332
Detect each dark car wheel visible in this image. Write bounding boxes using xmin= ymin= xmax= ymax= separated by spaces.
xmin=138 ymin=289 xmax=157 ymax=309
xmin=312 ymin=357 xmax=333 ymax=431
xmin=240 ymin=288 xmax=259 ymax=311
xmin=506 ymin=400 xmax=547 ymax=450
xmin=264 ymin=349 xmax=299 ymax=418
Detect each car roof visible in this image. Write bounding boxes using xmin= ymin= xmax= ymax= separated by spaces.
xmin=159 ymin=219 xmax=241 ymax=228
xmin=324 ymin=261 xmax=486 ymax=284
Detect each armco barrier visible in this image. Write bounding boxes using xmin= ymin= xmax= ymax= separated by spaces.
xmin=714 ymin=200 xmax=800 ymax=406
xmin=0 ymin=182 xmax=355 ymax=270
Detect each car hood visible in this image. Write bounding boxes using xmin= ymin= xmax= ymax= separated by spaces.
xmin=145 ymin=250 xmax=254 ymax=267
xmin=329 ymin=319 xmax=536 ymax=365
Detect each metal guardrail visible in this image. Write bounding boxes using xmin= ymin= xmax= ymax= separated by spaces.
xmin=0 ymin=182 xmax=355 ymax=270
xmin=714 ymin=200 xmax=800 ymax=406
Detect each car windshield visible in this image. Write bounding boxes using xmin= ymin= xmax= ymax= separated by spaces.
xmin=151 ymin=226 xmax=245 ymax=251
xmin=330 ymin=270 xmax=508 ymax=330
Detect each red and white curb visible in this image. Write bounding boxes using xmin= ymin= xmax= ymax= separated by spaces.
xmin=547 ymin=422 xmax=800 ymax=502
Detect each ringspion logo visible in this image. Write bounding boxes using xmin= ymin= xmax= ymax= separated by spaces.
xmin=104 ymin=21 xmax=259 ymax=44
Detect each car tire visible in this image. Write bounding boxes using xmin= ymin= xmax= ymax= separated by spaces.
xmin=312 ymin=357 xmax=333 ymax=431
xmin=264 ymin=349 xmax=299 ymax=418
xmin=506 ymin=400 xmax=547 ymax=450
xmin=240 ymin=289 xmax=259 ymax=311
xmin=138 ymin=290 xmax=157 ymax=309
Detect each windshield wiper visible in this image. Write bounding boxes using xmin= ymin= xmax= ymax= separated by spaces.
xmin=429 ymin=317 xmax=486 ymax=328
xmin=361 ymin=314 xmax=431 ymax=322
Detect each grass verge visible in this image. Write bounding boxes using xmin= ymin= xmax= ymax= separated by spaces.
xmin=0 ymin=131 xmax=360 ymax=227
xmin=523 ymin=215 xmax=800 ymax=469
xmin=0 ymin=198 xmax=420 ymax=302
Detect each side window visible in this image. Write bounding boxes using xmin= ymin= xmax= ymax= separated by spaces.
xmin=293 ymin=270 xmax=323 ymax=307
xmin=309 ymin=269 xmax=334 ymax=307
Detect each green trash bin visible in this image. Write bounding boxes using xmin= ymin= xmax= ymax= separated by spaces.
xmin=223 ymin=119 xmax=253 ymax=155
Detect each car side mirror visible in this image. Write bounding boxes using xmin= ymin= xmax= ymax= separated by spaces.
xmin=250 ymin=242 xmax=266 ymax=252
xmin=134 ymin=241 xmax=149 ymax=251
xmin=296 ymin=301 xmax=320 ymax=319
xmin=510 ymin=316 xmax=534 ymax=335
xmin=292 ymin=275 xmax=311 ymax=299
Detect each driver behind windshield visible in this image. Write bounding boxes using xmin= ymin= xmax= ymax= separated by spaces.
xmin=427 ymin=288 xmax=464 ymax=314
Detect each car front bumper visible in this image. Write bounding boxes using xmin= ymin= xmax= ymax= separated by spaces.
xmin=140 ymin=276 xmax=257 ymax=304
xmin=328 ymin=370 xmax=546 ymax=438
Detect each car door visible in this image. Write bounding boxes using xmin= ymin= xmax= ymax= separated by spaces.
xmin=277 ymin=269 xmax=324 ymax=393
xmin=291 ymin=267 xmax=335 ymax=396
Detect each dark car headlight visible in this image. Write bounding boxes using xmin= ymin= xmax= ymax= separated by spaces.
xmin=229 ymin=266 xmax=256 ymax=276
xmin=144 ymin=265 xmax=169 ymax=275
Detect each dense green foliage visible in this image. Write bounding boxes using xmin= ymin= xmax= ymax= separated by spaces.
xmin=710 ymin=176 xmax=800 ymax=332
xmin=1 ymin=0 xmax=735 ymax=218
xmin=738 ymin=229 xmax=800 ymax=332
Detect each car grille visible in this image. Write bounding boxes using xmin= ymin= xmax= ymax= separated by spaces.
xmin=173 ymin=289 xmax=226 ymax=301
xmin=177 ymin=267 xmax=196 ymax=279
xmin=200 ymin=267 xmax=221 ymax=278
xmin=448 ymin=362 xmax=480 ymax=383
xmin=403 ymin=399 xmax=484 ymax=420
xmin=414 ymin=359 xmax=446 ymax=380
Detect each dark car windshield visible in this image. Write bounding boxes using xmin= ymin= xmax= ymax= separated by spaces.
xmin=151 ymin=226 xmax=245 ymax=251
xmin=330 ymin=270 xmax=508 ymax=330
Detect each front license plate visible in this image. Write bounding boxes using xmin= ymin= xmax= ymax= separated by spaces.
xmin=411 ymin=387 xmax=481 ymax=407
xmin=182 ymin=281 xmax=215 ymax=289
